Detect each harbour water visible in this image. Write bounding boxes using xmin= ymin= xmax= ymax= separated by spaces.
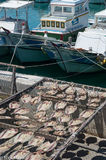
xmin=0 ymin=2 xmax=106 ymax=88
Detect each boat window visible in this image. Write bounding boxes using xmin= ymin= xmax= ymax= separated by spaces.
xmin=61 ymin=22 xmax=65 ymax=28
xmin=51 ymin=21 xmax=55 ymax=27
xmin=75 ymin=4 xmax=83 ymax=14
xmin=56 ymin=21 xmax=60 ymax=28
xmin=42 ymin=21 xmax=45 ymax=27
xmin=63 ymin=7 xmax=72 ymax=13
xmin=47 ymin=21 xmax=50 ymax=27
xmin=54 ymin=6 xmax=62 ymax=12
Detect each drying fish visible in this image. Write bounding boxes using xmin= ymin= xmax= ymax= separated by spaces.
xmin=65 ymin=94 xmax=75 ymax=102
xmin=25 ymin=152 xmax=43 ymax=160
xmin=88 ymin=98 xmax=100 ymax=103
xmin=37 ymin=116 xmax=48 ymax=123
xmin=52 ymin=110 xmax=64 ymax=118
xmin=89 ymin=103 xmax=99 ymax=108
xmin=37 ymin=141 xmax=57 ymax=153
xmin=58 ymin=84 xmax=69 ymax=91
xmin=14 ymin=114 xmax=29 ymax=120
xmin=30 ymin=96 xmax=41 ymax=105
xmin=21 ymin=121 xmax=37 ymax=128
xmin=100 ymin=92 xmax=106 ymax=99
xmin=0 ymin=115 xmax=11 ymax=119
xmin=65 ymin=105 xmax=77 ymax=115
xmin=53 ymin=130 xmax=67 ymax=136
xmin=37 ymin=101 xmax=52 ymax=111
xmin=54 ymin=101 xmax=67 ymax=110
xmin=68 ymin=126 xmax=79 ymax=134
xmin=78 ymin=95 xmax=87 ymax=101
xmin=13 ymin=108 xmax=30 ymax=115
xmin=13 ymin=131 xmax=33 ymax=143
xmin=43 ymin=82 xmax=58 ymax=90
xmin=65 ymin=86 xmax=75 ymax=95
xmin=58 ymin=114 xmax=70 ymax=123
xmin=14 ymin=120 xmax=27 ymax=126
xmin=79 ymin=109 xmax=95 ymax=119
xmin=69 ymin=118 xmax=84 ymax=126
xmin=88 ymin=91 xmax=98 ymax=98
xmin=76 ymin=88 xmax=87 ymax=96
xmin=0 ymin=128 xmax=18 ymax=139
xmin=20 ymin=94 xmax=32 ymax=103
xmin=0 ymin=108 xmax=6 ymax=114
xmin=0 ymin=143 xmax=13 ymax=155
xmin=9 ymin=101 xmax=20 ymax=109
xmin=39 ymin=127 xmax=53 ymax=132
xmin=46 ymin=90 xmax=57 ymax=96
xmin=9 ymin=149 xmax=30 ymax=160
xmin=44 ymin=120 xmax=57 ymax=127
xmin=56 ymin=93 xmax=66 ymax=98
xmin=53 ymin=125 xmax=66 ymax=131
xmin=33 ymin=111 xmax=46 ymax=119
xmin=28 ymin=136 xmax=45 ymax=147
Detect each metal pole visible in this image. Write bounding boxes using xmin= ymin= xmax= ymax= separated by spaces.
xmin=11 ymin=66 xmax=17 ymax=95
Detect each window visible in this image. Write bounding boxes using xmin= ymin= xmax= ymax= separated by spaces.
xmin=47 ymin=21 xmax=50 ymax=27
xmin=61 ymin=22 xmax=65 ymax=28
xmin=42 ymin=21 xmax=45 ymax=27
xmin=51 ymin=21 xmax=55 ymax=27
xmin=54 ymin=6 xmax=62 ymax=12
xmin=56 ymin=21 xmax=60 ymax=28
xmin=75 ymin=6 xmax=79 ymax=13
xmin=63 ymin=7 xmax=72 ymax=13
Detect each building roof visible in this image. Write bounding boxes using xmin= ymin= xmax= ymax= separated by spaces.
xmin=0 ymin=0 xmax=33 ymax=9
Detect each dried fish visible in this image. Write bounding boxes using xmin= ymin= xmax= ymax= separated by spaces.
xmin=88 ymin=91 xmax=98 ymax=98
xmin=39 ymin=127 xmax=53 ymax=132
xmin=9 ymin=101 xmax=20 ymax=109
xmin=65 ymin=87 xmax=75 ymax=95
xmin=56 ymin=93 xmax=66 ymax=98
xmin=25 ymin=152 xmax=43 ymax=160
xmin=89 ymin=103 xmax=99 ymax=108
xmin=52 ymin=110 xmax=64 ymax=118
xmin=53 ymin=130 xmax=67 ymax=136
xmin=44 ymin=120 xmax=57 ymax=127
xmin=58 ymin=84 xmax=69 ymax=91
xmin=14 ymin=121 xmax=27 ymax=126
xmin=76 ymin=88 xmax=87 ymax=96
xmin=28 ymin=136 xmax=45 ymax=147
xmin=20 ymin=94 xmax=32 ymax=103
xmin=78 ymin=95 xmax=87 ymax=101
xmin=21 ymin=122 xmax=37 ymax=128
xmin=65 ymin=94 xmax=75 ymax=102
xmin=46 ymin=90 xmax=57 ymax=96
xmin=100 ymin=92 xmax=106 ymax=99
xmin=13 ymin=131 xmax=33 ymax=143
xmin=14 ymin=114 xmax=29 ymax=120
xmin=13 ymin=108 xmax=30 ymax=115
xmin=0 ymin=108 xmax=6 ymax=114
xmin=30 ymin=96 xmax=41 ymax=105
xmin=37 ymin=101 xmax=52 ymax=111
xmin=9 ymin=149 xmax=30 ymax=160
xmin=68 ymin=126 xmax=79 ymax=133
xmin=33 ymin=111 xmax=46 ymax=119
xmin=53 ymin=125 xmax=66 ymax=131
xmin=54 ymin=101 xmax=67 ymax=110
xmin=0 ymin=116 xmax=11 ymax=119
xmin=65 ymin=105 xmax=77 ymax=115
xmin=43 ymin=82 xmax=58 ymax=90
xmin=58 ymin=114 xmax=70 ymax=123
xmin=69 ymin=118 xmax=84 ymax=126
xmin=0 ymin=143 xmax=13 ymax=155
xmin=79 ymin=109 xmax=95 ymax=119
xmin=0 ymin=128 xmax=18 ymax=139
xmin=37 ymin=141 xmax=57 ymax=153
xmin=88 ymin=98 xmax=100 ymax=103
xmin=37 ymin=116 xmax=48 ymax=123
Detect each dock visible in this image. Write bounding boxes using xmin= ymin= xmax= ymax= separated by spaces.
xmin=0 ymin=70 xmax=105 ymax=159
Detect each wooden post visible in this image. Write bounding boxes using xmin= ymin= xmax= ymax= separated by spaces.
xmin=11 ymin=66 xmax=17 ymax=95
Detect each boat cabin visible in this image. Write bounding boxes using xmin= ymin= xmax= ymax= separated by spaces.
xmin=0 ymin=0 xmax=33 ymax=33
xmin=94 ymin=9 xmax=106 ymax=28
xmin=40 ymin=0 xmax=89 ymax=31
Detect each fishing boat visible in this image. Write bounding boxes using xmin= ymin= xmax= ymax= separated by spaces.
xmin=0 ymin=0 xmax=60 ymax=63
xmin=31 ymin=0 xmax=89 ymax=42
xmin=42 ymin=9 xmax=106 ymax=73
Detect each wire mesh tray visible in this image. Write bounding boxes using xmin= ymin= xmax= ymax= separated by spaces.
xmin=0 ymin=77 xmax=105 ymax=160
